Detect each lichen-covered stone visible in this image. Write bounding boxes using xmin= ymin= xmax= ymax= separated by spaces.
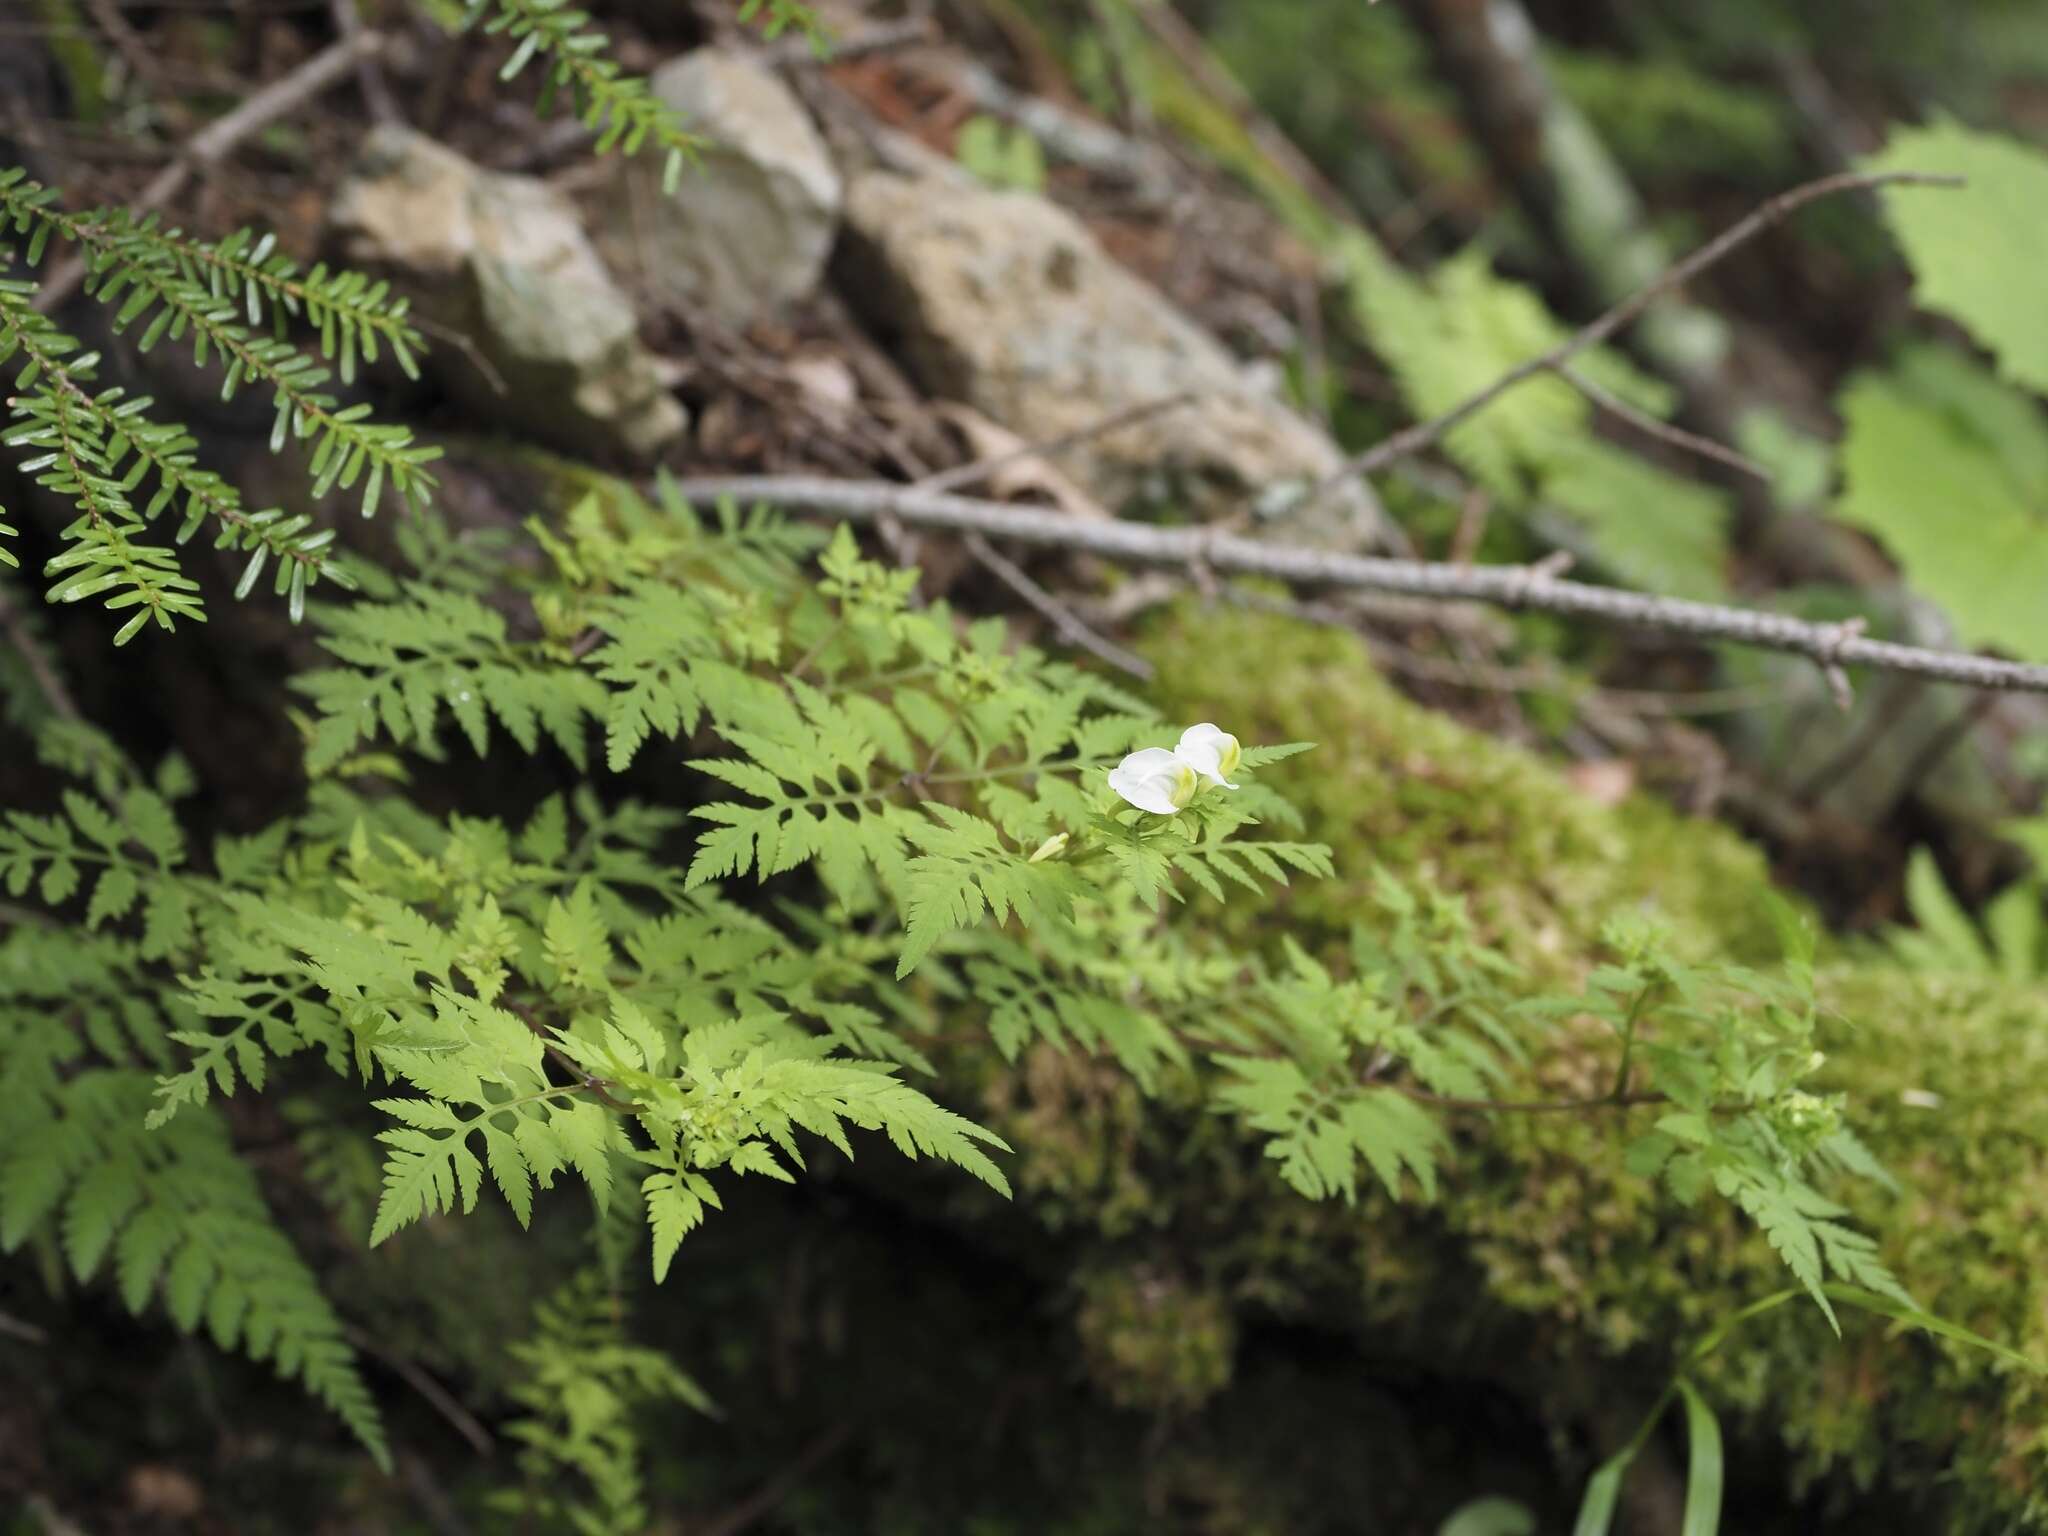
xmin=330 ymin=126 xmax=684 ymax=461
xmin=835 ymin=168 xmax=1387 ymax=543
xmin=599 ymin=48 xmax=842 ymax=326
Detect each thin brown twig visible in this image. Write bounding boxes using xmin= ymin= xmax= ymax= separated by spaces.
xmin=667 ymin=475 xmax=2048 ymax=698
xmin=695 ymin=1422 xmax=853 ymax=1536
xmin=910 ymin=397 xmax=1192 ymax=679
xmin=766 ymin=15 xmax=933 ymax=64
xmin=1791 ymin=650 xmax=1917 ymax=804
xmin=1554 ymin=364 xmax=1770 ymax=481
xmin=81 ymin=0 xmax=174 ymax=103
xmin=329 ymin=0 xmax=403 ymax=126
xmin=33 ymin=33 xmax=385 ymax=314
xmin=411 ymin=312 xmax=507 ymax=397
xmin=915 ymin=391 xmax=1196 ymax=497
xmin=1319 ymin=169 xmax=1964 ymax=492
xmin=0 ymin=581 xmax=81 ymax=723
xmin=343 ymin=1326 xmax=495 ymax=1458
xmin=1126 ymin=0 xmax=1350 ymax=218
xmin=961 ymin=532 xmax=1154 ymax=679
xmin=0 ymin=1307 xmax=49 ymax=1345
xmin=1893 ymin=687 xmax=2003 ymax=804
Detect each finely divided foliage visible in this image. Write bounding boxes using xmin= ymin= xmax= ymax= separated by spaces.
xmin=1 ymin=478 xmax=1919 ymax=1470
xmin=3 ymin=34 xmax=2024 ymax=1514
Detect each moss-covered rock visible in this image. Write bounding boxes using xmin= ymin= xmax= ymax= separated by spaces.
xmin=1143 ymin=603 xmax=1790 ymax=970
xmin=960 ymin=604 xmax=2048 ymax=1531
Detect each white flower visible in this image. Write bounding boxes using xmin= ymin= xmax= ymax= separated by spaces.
xmin=1173 ymin=723 xmax=1241 ymax=788
xmin=1108 ymin=747 xmax=1199 ymax=816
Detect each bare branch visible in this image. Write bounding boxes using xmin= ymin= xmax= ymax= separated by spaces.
xmin=342 ymin=1326 xmax=494 ymax=1458
xmin=1321 ymin=169 xmax=1963 ymax=489
xmin=329 ymin=0 xmax=403 ymax=127
xmin=767 ymin=15 xmax=933 ymax=65
xmin=916 ymin=391 xmax=1195 ymax=497
xmin=81 ymin=0 xmax=172 ymax=104
xmin=1126 ymin=0 xmax=1351 ymax=219
xmin=960 ymin=532 xmax=1154 ymax=680
xmin=668 ymin=475 xmax=2048 ymax=697
xmin=0 ymin=580 xmax=80 ymax=723
xmin=1553 ymin=365 xmax=1770 ymax=481
xmin=911 ymin=395 xmax=1192 ymax=678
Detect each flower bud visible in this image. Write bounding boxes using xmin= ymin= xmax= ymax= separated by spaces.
xmin=1028 ymin=832 xmax=1071 ymax=863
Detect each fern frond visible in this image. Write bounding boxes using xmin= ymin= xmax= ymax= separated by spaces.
xmin=1215 ymin=1055 xmax=1445 ymax=1202
xmin=896 ymin=805 xmax=1083 ymax=976
xmin=0 ymin=1067 xmax=387 ymax=1466
xmin=296 ymin=583 xmax=607 ymax=771
xmin=493 ymin=1271 xmax=711 ymax=1534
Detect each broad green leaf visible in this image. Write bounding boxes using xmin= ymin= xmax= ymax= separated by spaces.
xmin=1868 ymin=120 xmax=2048 ymax=396
xmin=1836 ymin=347 xmax=2048 ymax=660
xmin=1343 ymin=240 xmax=1729 ymax=598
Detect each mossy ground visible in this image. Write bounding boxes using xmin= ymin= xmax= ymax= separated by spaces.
xmin=1075 ymin=604 xmax=2048 ymax=1531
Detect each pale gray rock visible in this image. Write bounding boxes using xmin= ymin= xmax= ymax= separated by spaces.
xmin=835 ymin=166 xmax=1384 ymax=541
xmin=330 ymin=126 xmax=684 ymax=461
xmin=600 ymin=48 xmax=842 ymax=326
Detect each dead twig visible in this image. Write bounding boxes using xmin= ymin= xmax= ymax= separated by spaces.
xmin=0 ymin=580 xmax=81 ymax=723
xmin=81 ymin=0 xmax=174 ymax=106
xmin=695 ymin=1421 xmax=853 ymax=1536
xmin=767 ymin=15 xmax=934 ymax=65
xmin=1554 ymin=364 xmax=1770 ymax=481
xmin=1319 ymin=169 xmax=1963 ymax=491
xmin=916 ymin=391 xmax=1195 ymax=496
xmin=668 ymin=475 xmax=2048 ymax=698
xmin=0 ymin=1307 xmax=49 ymax=1345
xmin=342 ymin=1326 xmax=494 ymax=1458
xmin=961 ymin=532 xmax=1154 ymax=679
xmin=946 ymin=61 xmax=1179 ymax=198
xmin=911 ymin=398 xmax=1187 ymax=678
xmin=1126 ymin=0 xmax=1350 ymax=219
xmin=330 ymin=0 xmax=404 ymax=126
xmin=34 ymin=33 xmax=387 ymax=314
xmin=1893 ymin=688 xmax=2004 ymax=805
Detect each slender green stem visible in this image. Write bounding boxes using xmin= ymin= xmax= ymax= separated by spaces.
xmin=1610 ymin=981 xmax=1656 ymax=1100
xmin=789 ymin=617 xmax=845 ymax=681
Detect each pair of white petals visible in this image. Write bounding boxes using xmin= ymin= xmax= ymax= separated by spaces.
xmin=1107 ymin=724 xmax=1242 ymax=816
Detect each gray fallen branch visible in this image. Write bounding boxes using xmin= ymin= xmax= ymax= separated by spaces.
xmin=666 ymin=475 xmax=2048 ymax=697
